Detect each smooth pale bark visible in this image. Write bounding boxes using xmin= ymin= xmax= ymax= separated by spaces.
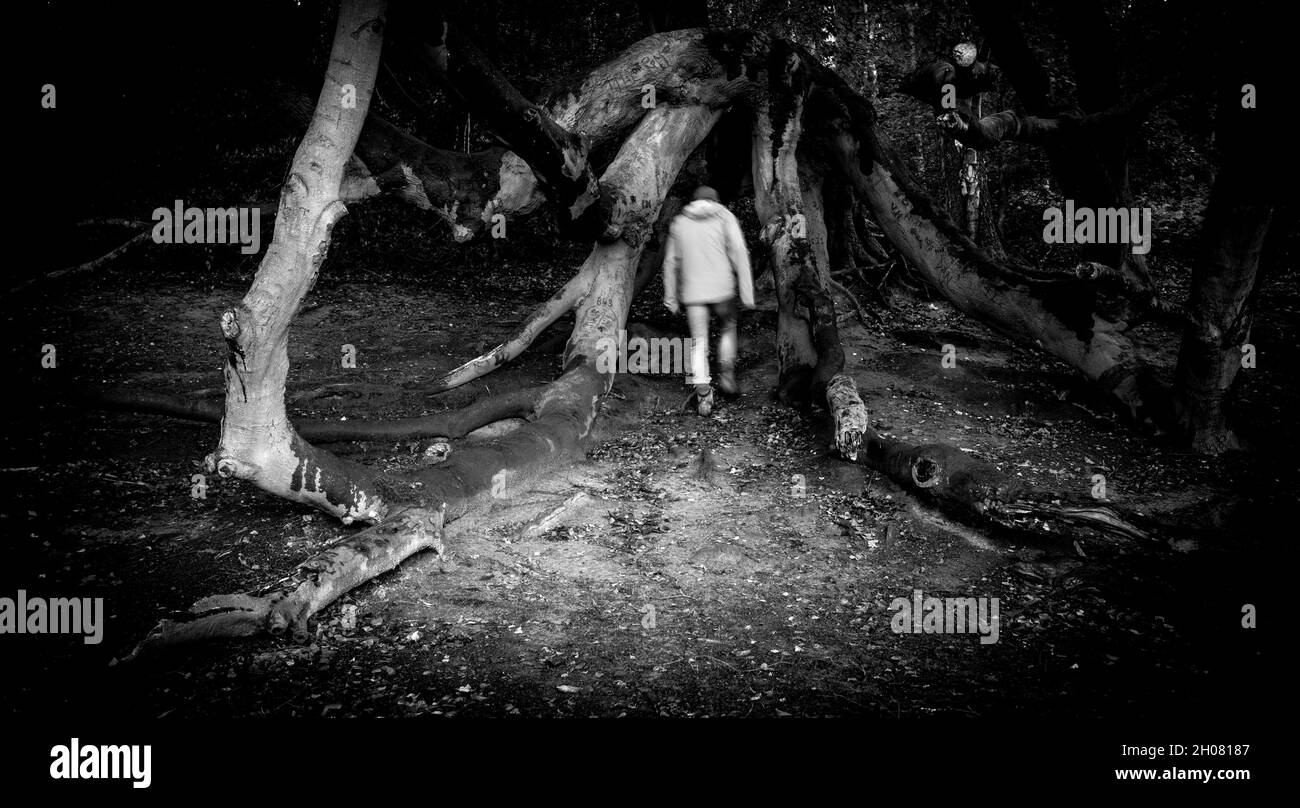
xmin=209 ymin=0 xmax=391 ymax=525
xmin=427 ymin=28 xmax=748 ymax=390
xmin=545 ymin=31 xmax=745 ymax=146
xmin=132 ymin=28 xmax=1175 ymax=452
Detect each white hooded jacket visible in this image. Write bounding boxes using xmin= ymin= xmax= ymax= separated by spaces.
xmin=662 ymin=199 xmax=755 ymax=308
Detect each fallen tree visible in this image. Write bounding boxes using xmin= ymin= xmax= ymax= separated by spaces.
xmin=122 ymin=11 xmax=1201 ymax=656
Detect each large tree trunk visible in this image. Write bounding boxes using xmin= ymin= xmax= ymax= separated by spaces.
xmin=210 ymin=0 xmax=391 ymax=524
xmin=1171 ymin=49 xmax=1275 ymax=453
xmin=748 ymin=38 xmax=868 ymax=457
xmin=750 ymin=48 xmax=820 ymax=403
xmin=1170 ymin=184 xmax=1271 ymax=453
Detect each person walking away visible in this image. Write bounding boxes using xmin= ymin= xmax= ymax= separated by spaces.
xmin=662 ymin=186 xmax=755 ymax=416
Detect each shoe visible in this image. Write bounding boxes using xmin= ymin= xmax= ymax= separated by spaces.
xmin=717 ymin=366 xmax=740 ymax=397
xmin=695 ymin=384 xmax=714 ymax=416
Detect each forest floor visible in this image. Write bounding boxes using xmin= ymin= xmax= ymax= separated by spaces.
xmin=1 ymin=242 xmax=1285 ymax=718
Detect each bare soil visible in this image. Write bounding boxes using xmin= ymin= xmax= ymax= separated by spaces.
xmin=1 ymin=254 xmax=1284 ymax=718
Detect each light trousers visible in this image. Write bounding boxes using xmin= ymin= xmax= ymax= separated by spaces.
xmin=684 ymin=299 xmax=737 ymax=386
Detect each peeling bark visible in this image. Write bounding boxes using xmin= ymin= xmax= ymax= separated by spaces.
xmin=749 ymin=47 xmax=819 ymax=402
xmin=746 ymin=41 xmax=868 ymax=454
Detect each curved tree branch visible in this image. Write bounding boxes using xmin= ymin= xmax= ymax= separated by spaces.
xmin=429 ymin=268 xmax=592 ymax=392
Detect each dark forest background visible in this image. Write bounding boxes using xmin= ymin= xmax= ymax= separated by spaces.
xmin=25 ymin=0 xmax=1286 ymax=299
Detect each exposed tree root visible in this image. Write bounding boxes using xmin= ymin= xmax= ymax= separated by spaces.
xmin=87 ymin=378 xmax=542 ymax=444
xmin=297 ymin=387 xmax=542 ymax=443
xmin=517 ymin=491 xmax=592 ymax=540
xmin=856 ymin=432 xmax=1151 ymax=546
xmin=122 ymin=505 xmax=446 ymax=661
xmin=90 ymin=388 xmax=225 ymax=424
xmin=827 ymin=276 xmax=876 ymax=326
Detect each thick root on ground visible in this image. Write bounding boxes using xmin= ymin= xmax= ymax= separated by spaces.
xmin=858 ymin=433 xmax=1150 ymax=545
xmin=122 ymin=506 xmax=444 ymax=661
xmin=88 ymin=381 xmax=541 ymax=444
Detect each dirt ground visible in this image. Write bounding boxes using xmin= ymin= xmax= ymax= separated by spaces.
xmin=1 ymin=250 xmax=1283 ymax=718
